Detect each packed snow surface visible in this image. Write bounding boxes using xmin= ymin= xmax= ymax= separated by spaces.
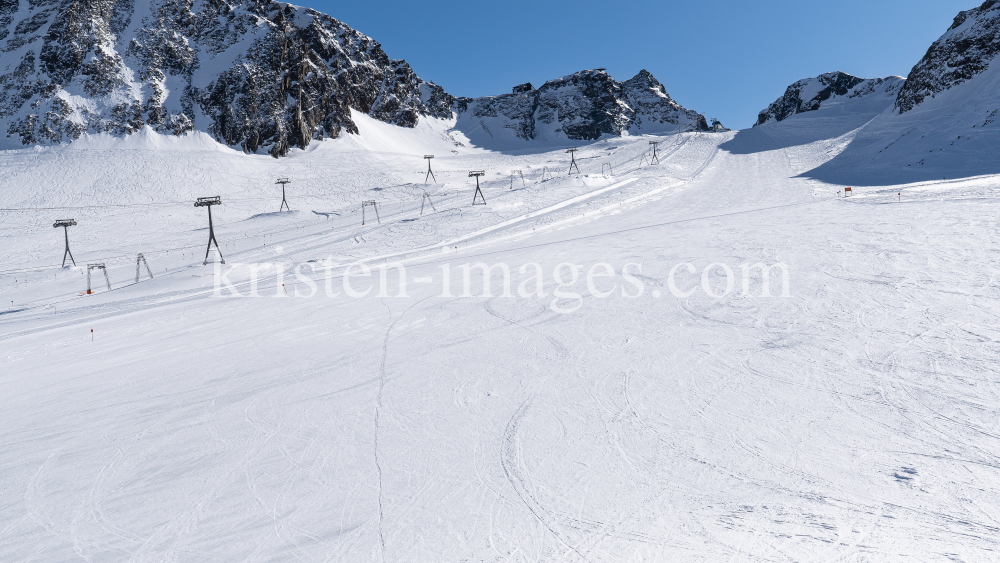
xmin=2 ymin=112 xmax=1000 ymax=562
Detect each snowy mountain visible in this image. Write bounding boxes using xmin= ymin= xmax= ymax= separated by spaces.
xmin=754 ymin=72 xmax=905 ymax=126
xmin=8 ymin=2 xmax=1000 ymax=560
xmin=7 ymin=93 xmax=1000 ymax=562
xmin=454 ymin=69 xmax=710 ymax=147
xmin=0 ymin=0 xmax=711 ymax=156
xmin=0 ymin=0 xmax=454 ymax=155
xmin=794 ymin=0 xmax=1000 ymax=184
xmin=895 ymin=0 xmax=1000 ymax=113
xmin=743 ymin=1 xmax=1000 ymax=184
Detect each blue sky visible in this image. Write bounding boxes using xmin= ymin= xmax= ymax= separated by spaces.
xmin=301 ymin=0 xmax=975 ymax=129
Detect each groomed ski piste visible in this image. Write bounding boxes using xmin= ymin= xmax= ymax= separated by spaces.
xmin=3 ymin=106 xmax=1000 ymax=562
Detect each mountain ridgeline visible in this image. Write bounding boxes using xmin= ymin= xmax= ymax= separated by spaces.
xmin=754 ymin=72 xmax=905 ymax=126
xmin=752 ymin=0 xmax=1000 ymax=185
xmin=0 ymin=0 xmax=709 ymax=155
xmin=455 ymin=70 xmax=710 ymax=143
xmin=756 ymin=1 xmax=1000 ymax=127
xmin=895 ymin=0 xmax=1000 ymax=113
xmin=0 ymin=0 xmax=454 ymax=155
xmin=3 ymin=0 xmax=998 ymax=157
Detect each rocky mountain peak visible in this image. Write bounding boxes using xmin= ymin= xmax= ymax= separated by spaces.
xmin=755 ymin=71 xmax=904 ymax=126
xmin=456 ymin=68 xmax=708 ymax=144
xmin=0 ymin=0 xmax=454 ymax=155
xmin=622 ymin=69 xmax=663 ymax=93
xmin=0 ymin=1 xmax=714 ymax=154
xmin=895 ymin=0 xmax=1000 ymax=114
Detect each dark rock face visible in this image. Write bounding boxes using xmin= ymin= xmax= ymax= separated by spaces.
xmin=754 ymin=71 xmax=905 ymax=126
xmin=511 ymin=82 xmax=533 ymax=94
xmin=761 ymin=1 xmax=1000 ymax=124
xmin=895 ymin=0 xmax=1000 ymax=114
xmin=457 ymin=69 xmax=708 ymax=142
xmin=0 ymin=0 xmax=454 ymax=155
xmin=533 ymin=70 xmax=630 ymax=140
xmin=0 ymin=1 xmax=710 ymax=153
xmin=756 ymin=72 xmax=864 ymax=125
xmin=622 ymin=69 xmax=709 ymax=133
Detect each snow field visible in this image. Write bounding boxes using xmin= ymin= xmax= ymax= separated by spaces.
xmin=2 ymin=114 xmax=1000 ymax=561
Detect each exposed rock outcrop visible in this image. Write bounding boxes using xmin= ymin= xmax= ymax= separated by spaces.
xmin=456 ymin=69 xmax=709 ymax=143
xmin=0 ymin=0 xmax=453 ymax=155
xmin=755 ymin=72 xmax=904 ymax=126
xmin=895 ymin=0 xmax=1000 ymax=114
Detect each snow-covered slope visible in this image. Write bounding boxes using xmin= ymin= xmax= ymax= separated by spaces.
xmin=754 ymin=72 xmax=905 ymax=126
xmin=4 ymin=107 xmax=1000 ymax=561
xmin=0 ymin=0 xmax=453 ymax=155
xmin=455 ymin=69 xmax=710 ymax=149
xmin=6 ymin=3 xmax=1000 ymax=561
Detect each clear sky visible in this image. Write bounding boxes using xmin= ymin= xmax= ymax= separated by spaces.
xmin=298 ymin=0 xmax=977 ymax=130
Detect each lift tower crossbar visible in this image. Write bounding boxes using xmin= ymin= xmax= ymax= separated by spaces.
xmin=649 ymin=140 xmax=660 ymax=165
xmin=566 ymin=148 xmax=580 ymax=175
xmin=469 ymin=171 xmax=487 ymax=205
xmin=53 ymin=219 xmax=77 ymax=267
xmin=276 ymin=178 xmax=291 ymax=212
xmin=194 ymin=196 xmax=224 ymax=265
xmin=424 ymin=155 xmax=437 ymax=184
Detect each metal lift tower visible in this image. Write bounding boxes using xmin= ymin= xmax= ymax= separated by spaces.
xmin=194 ymin=196 xmax=224 ymax=265
xmin=362 ymin=200 xmax=380 ymax=225
xmin=136 ymin=253 xmax=153 ymax=283
xmin=87 ymin=263 xmax=111 ymax=293
xmin=424 ymin=155 xmax=437 ymax=184
xmin=52 ymin=219 xmax=77 ymax=267
xmin=566 ymin=148 xmax=580 ymax=175
xmin=276 ymin=178 xmax=291 ymax=211
xmin=649 ymin=140 xmax=660 ymax=165
xmin=420 ymin=192 xmax=436 ymax=215
xmin=509 ymin=170 xmax=525 ymax=189
xmin=469 ymin=171 xmax=487 ymax=205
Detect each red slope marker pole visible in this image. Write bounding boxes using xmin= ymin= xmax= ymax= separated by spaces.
xmin=91 ymin=328 xmax=94 ymax=342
